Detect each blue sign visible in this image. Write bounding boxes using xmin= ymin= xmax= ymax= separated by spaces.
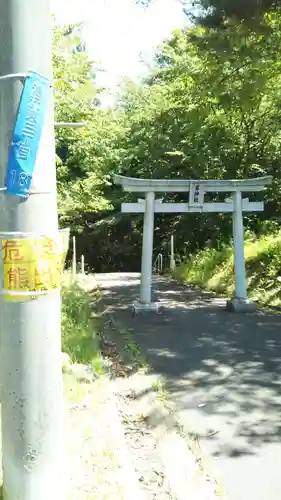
xmin=5 ymin=70 xmax=50 ymax=198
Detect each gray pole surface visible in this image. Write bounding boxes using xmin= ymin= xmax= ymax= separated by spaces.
xmin=0 ymin=1 xmax=65 ymax=499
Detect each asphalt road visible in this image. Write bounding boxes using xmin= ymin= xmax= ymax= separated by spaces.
xmin=95 ymin=272 xmax=281 ymax=500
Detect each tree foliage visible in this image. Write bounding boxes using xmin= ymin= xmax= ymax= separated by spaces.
xmin=53 ymin=23 xmax=116 ymax=227
xmin=192 ymin=0 xmax=281 ymax=25
xmin=53 ymin=10 xmax=281 ymax=271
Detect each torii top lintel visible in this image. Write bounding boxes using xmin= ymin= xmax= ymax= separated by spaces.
xmin=114 ymin=175 xmax=273 ymax=193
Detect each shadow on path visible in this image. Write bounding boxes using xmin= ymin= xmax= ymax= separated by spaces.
xmin=96 ymin=273 xmax=281 ymax=500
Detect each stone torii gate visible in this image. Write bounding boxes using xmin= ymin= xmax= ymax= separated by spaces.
xmin=114 ymin=174 xmax=272 ymax=314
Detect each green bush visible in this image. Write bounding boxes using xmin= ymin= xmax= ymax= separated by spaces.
xmin=61 ymin=282 xmax=103 ymax=373
xmin=174 ymin=232 xmax=281 ymax=307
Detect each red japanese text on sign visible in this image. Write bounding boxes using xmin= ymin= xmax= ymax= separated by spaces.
xmin=7 ymin=267 xmax=29 ymax=290
xmin=3 ymin=240 xmax=24 ymax=262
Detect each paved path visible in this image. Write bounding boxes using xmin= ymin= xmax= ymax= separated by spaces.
xmin=95 ymin=273 xmax=281 ymax=500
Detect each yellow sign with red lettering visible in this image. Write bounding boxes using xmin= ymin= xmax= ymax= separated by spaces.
xmin=2 ymin=237 xmax=62 ymax=302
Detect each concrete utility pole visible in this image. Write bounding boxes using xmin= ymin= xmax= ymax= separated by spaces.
xmin=0 ymin=1 xmax=65 ymax=499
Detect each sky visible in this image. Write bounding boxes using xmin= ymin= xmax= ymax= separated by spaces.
xmin=51 ymin=0 xmax=188 ymax=97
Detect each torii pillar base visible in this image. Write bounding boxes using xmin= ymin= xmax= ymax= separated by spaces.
xmin=226 ymin=297 xmax=257 ymax=313
xmin=132 ymin=300 xmax=161 ymax=316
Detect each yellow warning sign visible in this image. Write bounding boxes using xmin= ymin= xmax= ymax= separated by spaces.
xmin=2 ymin=237 xmax=62 ymax=302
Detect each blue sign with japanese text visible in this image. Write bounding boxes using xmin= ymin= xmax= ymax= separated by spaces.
xmin=5 ymin=71 xmax=50 ymax=197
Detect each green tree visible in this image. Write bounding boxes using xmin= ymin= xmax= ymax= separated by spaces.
xmin=110 ymin=14 xmax=281 ymax=260
xmin=51 ymin=11 xmax=281 ymax=272
xmin=52 ymin=23 xmax=116 ymax=227
xmin=191 ymin=0 xmax=281 ymax=25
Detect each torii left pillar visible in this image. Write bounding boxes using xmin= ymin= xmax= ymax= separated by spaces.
xmin=134 ymin=191 xmax=159 ymax=313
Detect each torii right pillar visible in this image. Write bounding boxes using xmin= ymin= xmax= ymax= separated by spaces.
xmin=226 ymin=189 xmax=257 ymax=313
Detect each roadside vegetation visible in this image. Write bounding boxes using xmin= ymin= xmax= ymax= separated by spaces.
xmin=174 ymin=230 xmax=281 ymax=307
xmin=61 ymin=280 xmax=103 ymax=374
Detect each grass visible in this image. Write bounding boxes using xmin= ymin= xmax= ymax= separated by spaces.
xmin=174 ymin=230 xmax=281 ymax=307
xmin=110 ymin=318 xmax=148 ymax=371
xmin=151 ymin=379 xmax=170 ymax=402
xmin=61 ymin=280 xmax=104 ymax=374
